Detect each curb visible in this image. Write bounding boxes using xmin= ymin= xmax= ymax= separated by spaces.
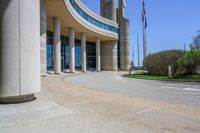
xmin=122 ymin=75 xmax=200 ymax=83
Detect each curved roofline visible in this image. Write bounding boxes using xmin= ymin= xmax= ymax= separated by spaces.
xmin=75 ymin=0 xmax=118 ymax=27
xmin=64 ymin=0 xmax=118 ymax=39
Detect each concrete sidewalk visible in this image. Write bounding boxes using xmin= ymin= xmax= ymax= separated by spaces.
xmin=0 ymin=73 xmax=200 ymax=133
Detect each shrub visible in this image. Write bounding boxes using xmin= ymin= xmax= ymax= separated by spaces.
xmin=177 ymin=51 xmax=200 ymax=76
xmin=143 ymin=50 xmax=184 ymax=75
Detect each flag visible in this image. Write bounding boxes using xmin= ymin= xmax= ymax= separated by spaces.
xmin=145 ymin=17 xmax=147 ymax=29
xmin=142 ymin=0 xmax=147 ymax=29
xmin=142 ymin=0 xmax=145 ymax=8
xmin=142 ymin=14 xmax=144 ymax=22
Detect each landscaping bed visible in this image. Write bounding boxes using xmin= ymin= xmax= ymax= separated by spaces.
xmin=124 ymin=72 xmax=200 ymax=82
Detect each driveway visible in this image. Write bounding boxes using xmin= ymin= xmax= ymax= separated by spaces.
xmin=64 ymin=71 xmax=200 ymax=106
xmin=0 ymin=72 xmax=200 ymax=133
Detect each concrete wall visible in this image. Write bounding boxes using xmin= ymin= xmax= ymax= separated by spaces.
xmin=0 ymin=0 xmax=40 ymax=98
xmin=101 ymin=41 xmax=118 ymax=71
xmin=120 ymin=18 xmax=130 ymax=71
xmin=40 ymin=0 xmax=47 ymax=76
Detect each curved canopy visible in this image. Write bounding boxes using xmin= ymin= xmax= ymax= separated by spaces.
xmin=46 ymin=0 xmax=118 ymax=42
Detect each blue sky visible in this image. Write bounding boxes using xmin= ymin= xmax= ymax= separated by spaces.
xmin=81 ymin=0 xmax=200 ymax=66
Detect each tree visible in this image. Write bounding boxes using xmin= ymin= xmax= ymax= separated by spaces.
xmin=190 ymin=31 xmax=200 ymax=51
xmin=177 ymin=51 xmax=200 ymax=75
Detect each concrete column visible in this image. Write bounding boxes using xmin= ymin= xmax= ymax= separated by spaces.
xmin=118 ymin=0 xmax=130 ymax=71
xmin=101 ymin=41 xmax=118 ymax=71
xmin=118 ymin=0 xmax=125 ymax=20
xmin=96 ymin=38 xmax=101 ymax=72
xmin=40 ymin=0 xmax=47 ymax=76
xmin=100 ymin=0 xmax=104 ymax=17
xmin=120 ymin=18 xmax=130 ymax=71
xmin=100 ymin=0 xmax=116 ymax=22
xmin=0 ymin=0 xmax=40 ymax=103
xmin=69 ymin=28 xmax=75 ymax=73
xmin=81 ymin=33 xmax=86 ymax=72
xmin=53 ymin=17 xmax=61 ymax=74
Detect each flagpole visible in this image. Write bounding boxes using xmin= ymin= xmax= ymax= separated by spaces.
xmin=184 ymin=43 xmax=186 ymax=51
xmin=143 ymin=24 xmax=147 ymax=57
xmin=137 ymin=35 xmax=140 ymax=67
xmin=132 ymin=47 xmax=134 ymax=67
xmin=142 ymin=0 xmax=147 ymax=59
xmin=142 ymin=19 xmax=146 ymax=58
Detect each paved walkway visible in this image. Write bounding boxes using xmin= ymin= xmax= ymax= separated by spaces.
xmin=0 ymin=72 xmax=200 ymax=133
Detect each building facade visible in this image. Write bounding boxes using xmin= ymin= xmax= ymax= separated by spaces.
xmin=0 ymin=0 xmax=130 ymax=103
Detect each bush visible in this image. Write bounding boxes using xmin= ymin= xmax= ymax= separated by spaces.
xmin=143 ymin=50 xmax=184 ymax=75
xmin=177 ymin=51 xmax=200 ymax=76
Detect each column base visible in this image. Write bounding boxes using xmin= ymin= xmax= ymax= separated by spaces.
xmin=69 ymin=71 xmax=75 ymax=74
xmin=54 ymin=73 xmax=61 ymax=75
xmin=41 ymin=74 xmax=47 ymax=77
xmin=0 ymin=94 xmax=36 ymax=104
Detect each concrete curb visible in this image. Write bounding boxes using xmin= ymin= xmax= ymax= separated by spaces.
xmin=122 ymin=75 xmax=200 ymax=83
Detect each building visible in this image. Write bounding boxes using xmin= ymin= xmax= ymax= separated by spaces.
xmin=0 ymin=0 xmax=130 ymax=103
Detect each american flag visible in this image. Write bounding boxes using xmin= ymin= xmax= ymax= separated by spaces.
xmin=142 ymin=0 xmax=147 ymax=29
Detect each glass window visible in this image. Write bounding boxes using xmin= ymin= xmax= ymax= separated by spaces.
xmin=47 ymin=31 xmax=97 ymax=70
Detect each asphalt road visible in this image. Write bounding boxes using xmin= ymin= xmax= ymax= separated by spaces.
xmin=64 ymin=72 xmax=200 ymax=106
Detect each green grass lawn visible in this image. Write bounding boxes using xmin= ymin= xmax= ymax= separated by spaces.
xmin=124 ymin=72 xmax=200 ymax=81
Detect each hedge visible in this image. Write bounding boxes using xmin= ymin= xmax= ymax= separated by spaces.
xmin=143 ymin=50 xmax=184 ymax=75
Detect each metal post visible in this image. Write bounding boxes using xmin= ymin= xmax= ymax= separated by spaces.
xmin=168 ymin=66 xmax=172 ymax=78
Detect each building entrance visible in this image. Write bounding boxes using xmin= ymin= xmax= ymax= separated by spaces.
xmin=47 ymin=31 xmax=96 ymax=71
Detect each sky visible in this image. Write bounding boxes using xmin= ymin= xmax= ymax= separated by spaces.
xmin=81 ymin=0 xmax=200 ymax=66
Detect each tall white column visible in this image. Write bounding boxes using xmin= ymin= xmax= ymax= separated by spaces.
xmin=53 ymin=17 xmax=61 ymax=74
xmin=81 ymin=33 xmax=87 ymax=72
xmin=0 ymin=0 xmax=40 ymax=103
xmin=96 ymin=38 xmax=101 ymax=72
xmin=69 ymin=28 xmax=75 ymax=73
